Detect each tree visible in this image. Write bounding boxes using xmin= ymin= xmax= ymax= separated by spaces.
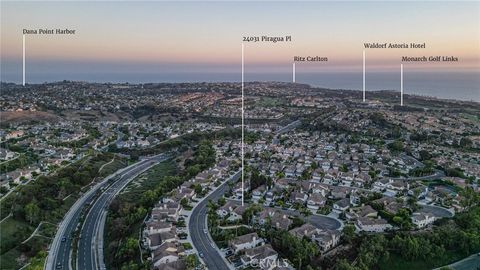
xmin=342 ymin=225 xmax=356 ymax=244
xmin=407 ymin=190 xmax=420 ymax=211
xmin=459 ymin=137 xmax=472 ymax=148
xmin=356 ymin=234 xmax=389 ymax=269
xmin=217 ymin=197 xmax=226 ymax=206
xmin=185 ymin=254 xmax=198 ymax=270
xmin=336 ymin=259 xmax=359 ymax=270
xmin=388 ymin=140 xmax=404 ymax=152
xmin=25 ymin=202 xmax=41 ymax=224
xmin=459 ymin=187 xmax=479 ymax=210
xmin=180 ymin=198 xmax=189 ymax=208
xmin=419 ymin=150 xmax=432 ymax=161
xmin=193 ymin=184 xmax=202 ymax=195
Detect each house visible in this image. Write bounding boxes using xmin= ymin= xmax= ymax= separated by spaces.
xmin=175 ymin=187 xmax=194 ymax=200
xmin=275 ymin=178 xmax=294 ymax=190
xmin=147 ymin=233 xmax=163 ymax=250
xmin=216 ymin=201 xmax=238 ymax=218
xmin=270 ymin=213 xmax=293 ymax=230
xmin=290 ymin=191 xmax=308 ymax=204
xmin=333 ymin=198 xmax=350 ymax=213
xmin=154 ymin=260 xmax=186 ymax=270
xmin=227 ymin=205 xmax=247 ymax=222
xmin=151 ymin=201 xmax=181 ymax=222
xmin=230 ymin=233 xmax=264 ymax=254
xmin=269 ymin=164 xmax=283 ymax=176
xmin=145 ymin=221 xmax=173 ymax=235
xmin=252 ymin=185 xmax=267 ymax=202
xmin=386 ymin=180 xmax=409 ymax=194
xmin=309 ymin=182 xmax=329 ymax=196
xmin=355 ymin=217 xmax=392 ymax=232
xmin=152 ymin=242 xmax=185 ymax=267
xmin=346 ymin=205 xmax=378 ymax=220
xmin=312 ymin=169 xmax=324 ymax=182
xmin=307 ymin=193 xmax=327 ymax=211
xmin=321 ymin=161 xmax=331 ymax=170
xmin=284 ymin=166 xmax=296 ymax=177
xmin=256 ymin=208 xmax=277 ymax=225
xmin=315 ymin=230 xmax=341 ymax=252
xmin=340 ymin=172 xmax=354 ymax=187
xmin=330 ymin=186 xmax=350 ymax=199
xmin=265 ymin=190 xmax=277 ymax=206
xmin=373 ymin=179 xmax=389 ymax=192
xmin=240 ymin=244 xmax=278 ymax=269
xmin=411 ymin=212 xmax=436 ymax=228
xmin=289 ymin=223 xmax=318 ymax=239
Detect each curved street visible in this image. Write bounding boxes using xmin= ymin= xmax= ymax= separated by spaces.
xmin=189 ymin=171 xmax=240 ymax=270
xmin=419 ymin=204 xmax=454 ymax=218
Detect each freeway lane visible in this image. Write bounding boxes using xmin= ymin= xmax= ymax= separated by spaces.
xmin=189 ymin=171 xmax=240 ymax=270
xmin=78 ymin=154 xmax=168 ymax=270
xmin=45 ymin=154 xmax=166 ymax=270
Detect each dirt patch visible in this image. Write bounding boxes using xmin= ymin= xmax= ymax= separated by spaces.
xmin=0 ymin=111 xmax=62 ymax=125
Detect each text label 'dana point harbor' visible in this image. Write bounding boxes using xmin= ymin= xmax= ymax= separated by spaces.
xmin=23 ymin=28 xmax=76 ymax=35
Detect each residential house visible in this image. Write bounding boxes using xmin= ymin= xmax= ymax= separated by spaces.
xmin=230 ymin=232 xmax=264 ymax=254
xmin=411 ymin=212 xmax=436 ymax=228
xmin=240 ymin=244 xmax=278 ymax=270
xmin=355 ymin=217 xmax=392 ymax=232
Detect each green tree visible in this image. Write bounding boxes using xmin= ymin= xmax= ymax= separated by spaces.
xmin=25 ymin=202 xmax=41 ymax=224
xmin=342 ymin=225 xmax=356 ymax=244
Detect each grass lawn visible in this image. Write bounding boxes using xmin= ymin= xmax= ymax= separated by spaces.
xmin=379 ymin=252 xmax=466 ymax=270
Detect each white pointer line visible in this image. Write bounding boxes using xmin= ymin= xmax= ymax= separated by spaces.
xmin=363 ymin=50 xmax=365 ymax=102
xmin=23 ymin=34 xmax=25 ymax=86
xmin=292 ymin=63 xmax=296 ymax=83
xmin=241 ymin=43 xmax=245 ymax=206
xmin=401 ymin=64 xmax=404 ymax=106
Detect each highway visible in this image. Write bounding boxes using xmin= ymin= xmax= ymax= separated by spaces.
xmin=45 ymin=154 xmax=167 ymax=270
xmin=189 ymin=171 xmax=240 ymax=270
xmin=275 ymin=119 xmax=301 ymax=135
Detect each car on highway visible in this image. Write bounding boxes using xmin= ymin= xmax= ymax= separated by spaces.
xmin=203 ymin=228 xmax=208 ymax=234
xmin=199 ymin=252 xmax=204 ymax=258
xmin=56 ymin=262 xmax=62 ymax=269
xmin=61 ymin=237 xmax=66 ymax=242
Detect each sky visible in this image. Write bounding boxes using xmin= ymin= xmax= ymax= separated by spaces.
xmin=1 ymin=1 xmax=480 ymax=84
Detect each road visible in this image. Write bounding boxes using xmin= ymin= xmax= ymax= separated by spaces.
xmin=45 ymin=154 xmax=167 ymax=270
xmin=285 ymin=209 xmax=342 ymax=230
xmin=419 ymin=204 xmax=454 ymax=218
xmin=189 ymin=171 xmax=240 ymax=270
xmin=275 ymin=120 xmax=301 ymax=135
